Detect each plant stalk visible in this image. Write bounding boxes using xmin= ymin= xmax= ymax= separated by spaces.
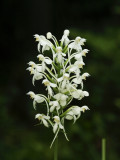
xmin=102 ymin=138 xmax=106 ymax=160
xmin=54 ymin=137 xmax=58 ymax=160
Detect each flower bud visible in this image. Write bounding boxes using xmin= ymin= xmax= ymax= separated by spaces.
xmin=64 ymin=29 xmax=70 ymax=36
xmin=47 ymin=32 xmax=52 ymax=39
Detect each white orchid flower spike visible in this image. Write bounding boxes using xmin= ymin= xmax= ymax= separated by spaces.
xmin=27 ymin=29 xmax=90 ymax=148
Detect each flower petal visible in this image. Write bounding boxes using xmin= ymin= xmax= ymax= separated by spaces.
xmin=50 ymin=83 xmax=57 ymax=88
xmin=45 ymin=58 xmax=52 ymax=64
xmin=53 ymin=123 xmax=58 ymax=133
xmin=42 ymin=119 xmax=49 ymax=127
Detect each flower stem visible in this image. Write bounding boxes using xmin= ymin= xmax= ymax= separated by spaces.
xmin=54 ymin=137 xmax=58 ymax=160
xmin=102 ymin=138 xmax=106 ymax=160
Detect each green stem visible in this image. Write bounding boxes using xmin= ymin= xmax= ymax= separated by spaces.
xmin=102 ymin=138 xmax=106 ymax=160
xmin=54 ymin=137 xmax=58 ymax=160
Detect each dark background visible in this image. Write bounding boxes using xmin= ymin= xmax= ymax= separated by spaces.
xmin=0 ymin=0 xmax=120 ymax=160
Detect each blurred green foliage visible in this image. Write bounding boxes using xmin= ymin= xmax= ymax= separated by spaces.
xmin=0 ymin=0 xmax=120 ymax=160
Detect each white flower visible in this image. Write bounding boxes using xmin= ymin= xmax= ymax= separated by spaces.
xmin=66 ymin=82 xmax=77 ymax=90
xmin=68 ymin=37 xmax=86 ymax=51
xmin=37 ymin=54 xmax=52 ymax=71
xmin=32 ymin=70 xmax=43 ymax=85
xmin=35 ymin=114 xmax=50 ymax=127
xmin=74 ymin=60 xmax=85 ymax=69
xmin=81 ymin=49 xmax=89 ymax=56
xmin=72 ymin=73 xmax=90 ymax=88
xmin=59 ymin=82 xmax=77 ymax=95
xmin=49 ymin=101 xmax=60 ymax=112
xmin=57 ymin=73 xmax=70 ymax=89
xmin=54 ymin=93 xmax=68 ymax=106
xmin=72 ymin=75 xmax=82 ymax=85
xmin=80 ymin=38 xmax=86 ymax=45
xmin=26 ymin=67 xmax=35 ymax=75
xmin=65 ymin=105 xmax=89 ymax=122
xmin=65 ymin=106 xmax=81 ymax=123
xmin=33 ymin=34 xmax=40 ymax=41
xmin=34 ymin=34 xmax=52 ymax=52
xmin=65 ymin=111 xmax=74 ymax=120
xmin=80 ymin=106 xmax=90 ymax=112
xmin=53 ymin=116 xmax=64 ymax=133
xmin=81 ymin=72 xmax=90 ymax=80
xmin=56 ymin=47 xmax=66 ymax=64
xmin=27 ymin=65 xmax=43 ymax=85
xmin=58 ymin=73 xmax=69 ymax=82
xmin=28 ymin=61 xmax=36 ymax=68
xmin=28 ymin=61 xmax=43 ymax=71
xmin=74 ymin=52 xmax=83 ymax=61
xmin=28 ymin=61 xmax=44 ymax=72
xmin=72 ymin=72 xmax=89 ymax=87
xmin=61 ymin=29 xmax=70 ymax=46
xmin=27 ymin=91 xmax=44 ymax=109
xmin=69 ymin=60 xmax=85 ymax=77
xmin=42 ymin=79 xmax=57 ymax=96
xmin=37 ymin=54 xmax=52 ymax=64
xmin=71 ymin=89 xmax=89 ymax=100
xmin=74 ymin=49 xmax=89 ymax=61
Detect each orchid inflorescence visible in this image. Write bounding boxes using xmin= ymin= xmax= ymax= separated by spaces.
xmin=27 ymin=29 xmax=90 ymax=147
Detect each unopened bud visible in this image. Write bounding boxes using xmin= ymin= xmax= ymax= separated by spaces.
xmin=47 ymin=32 xmax=52 ymax=39
xmin=64 ymin=29 xmax=70 ymax=36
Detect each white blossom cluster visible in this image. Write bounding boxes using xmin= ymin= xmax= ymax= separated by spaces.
xmin=27 ymin=29 xmax=90 ymax=147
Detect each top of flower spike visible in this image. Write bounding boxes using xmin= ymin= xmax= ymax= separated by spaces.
xmin=64 ymin=29 xmax=70 ymax=36
xmin=47 ymin=32 xmax=52 ymax=39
